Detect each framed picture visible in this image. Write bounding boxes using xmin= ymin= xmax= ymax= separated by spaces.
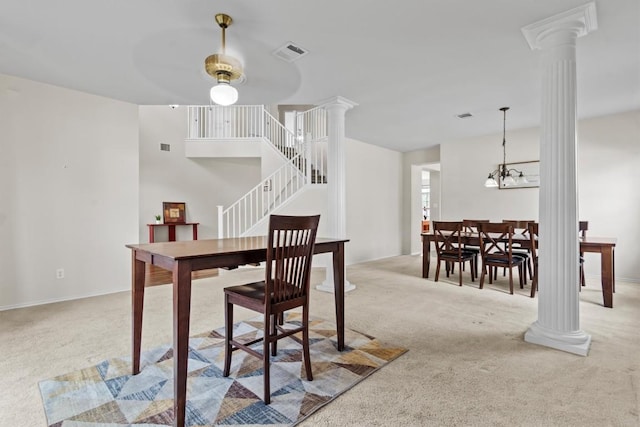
xmin=498 ymin=160 xmax=540 ymax=189
xmin=162 ymin=202 xmax=186 ymax=223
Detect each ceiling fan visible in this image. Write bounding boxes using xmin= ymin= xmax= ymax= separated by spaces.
xmin=205 ymin=13 xmax=243 ymax=106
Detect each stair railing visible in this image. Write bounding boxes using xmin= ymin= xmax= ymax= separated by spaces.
xmin=218 ymin=152 xmax=307 ymax=237
xmin=263 ymin=110 xmax=299 ymax=159
xmin=191 ymin=104 xmax=329 ymax=237
xmin=296 ymin=105 xmax=328 ymax=143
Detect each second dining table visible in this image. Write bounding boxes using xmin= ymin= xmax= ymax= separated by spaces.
xmin=421 ymin=231 xmax=617 ymax=308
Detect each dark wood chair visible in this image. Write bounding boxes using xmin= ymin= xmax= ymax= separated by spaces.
xmin=528 ymin=222 xmax=539 ymax=298
xmin=222 ymin=214 xmax=320 ymax=404
xmin=579 ymin=221 xmax=588 ymax=287
xmin=461 ymin=219 xmax=490 ymax=277
xmin=433 ymin=221 xmax=476 ymax=286
xmin=530 ymin=221 xmax=589 ymax=297
xmin=477 ymin=222 xmax=525 ymax=294
xmin=501 ymin=220 xmax=535 ymax=283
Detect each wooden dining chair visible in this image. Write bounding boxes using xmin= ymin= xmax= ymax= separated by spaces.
xmin=477 ymin=222 xmax=526 ymax=294
xmin=433 ymin=221 xmax=476 ymax=286
xmin=222 ymin=214 xmax=320 ymax=404
xmin=528 ymin=222 xmax=539 ymax=298
xmin=501 ymin=220 xmax=534 ymax=283
xmin=461 ymin=219 xmax=490 ymax=277
xmin=579 ymin=221 xmax=588 ymax=288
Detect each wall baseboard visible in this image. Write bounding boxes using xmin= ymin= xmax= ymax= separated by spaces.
xmin=0 ymin=287 xmax=129 ymax=312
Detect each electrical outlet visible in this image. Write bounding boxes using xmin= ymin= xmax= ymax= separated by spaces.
xmin=56 ymin=268 xmax=64 ymax=279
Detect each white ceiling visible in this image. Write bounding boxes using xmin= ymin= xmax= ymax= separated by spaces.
xmin=1 ymin=0 xmax=638 ymax=152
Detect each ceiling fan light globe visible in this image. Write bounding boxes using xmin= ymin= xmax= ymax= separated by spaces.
xmin=210 ymin=83 xmax=238 ymax=106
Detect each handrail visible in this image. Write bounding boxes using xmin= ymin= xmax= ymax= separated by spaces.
xmin=296 ymin=106 xmax=328 ymax=143
xmin=221 ymin=152 xmax=307 ymax=237
xmin=263 ymin=110 xmax=300 ymax=158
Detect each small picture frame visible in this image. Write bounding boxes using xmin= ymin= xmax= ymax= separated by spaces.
xmin=162 ymin=202 xmax=186 ymax=223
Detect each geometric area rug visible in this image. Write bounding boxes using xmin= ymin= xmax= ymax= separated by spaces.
xmin=39 ymin=313 xmax=407 ymax=426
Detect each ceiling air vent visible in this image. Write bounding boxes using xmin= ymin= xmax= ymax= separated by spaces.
xmin=456 ymin=113 xmax=473 ymax=119
xmin=272 ymin=41 xmax=309 ymax=62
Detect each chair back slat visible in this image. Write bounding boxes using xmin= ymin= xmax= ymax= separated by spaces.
xmin=502 ymin=220 xmax=535 ymax=235
xmin=528 ymin=222 xmax=539 ymax=259
xmin=266 ymin=215 xmax=320 ymax=303
xmin=462 ymin=219 xmax=490 ymax=233
xmin=477 ymin=222 xmax=514 ymax=261
xmin=462 ymin=219 xmax=489 ymax=246
xmin=579 ymin=221 xmax=588 ymax=238
xmin=433 ymin=221 xmax=464 ymax=257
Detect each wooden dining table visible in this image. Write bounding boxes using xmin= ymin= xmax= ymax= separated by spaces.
xmin=421 ymin=232 xmax=617 ymax=308
xmin=126 ymin=236 xmax=349 ymax=427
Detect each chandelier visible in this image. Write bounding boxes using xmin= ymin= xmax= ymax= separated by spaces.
xmin=205 ymin=13 xmax=243 ymax=106
xmin=484 ymin=107 xmax=528 ymax=188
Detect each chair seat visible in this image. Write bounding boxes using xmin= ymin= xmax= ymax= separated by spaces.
xmin=485 ymin=255 xmax=524 ymax=265
xmin=440 ymin=252 xmax=476 ymax=262
xmin=225 ymin=281 xmax=301 ymax=307
xmin=462 ymin=246 xmax=481 ymax=253
xmin=225 ymin=281 xmax=266 ymax=300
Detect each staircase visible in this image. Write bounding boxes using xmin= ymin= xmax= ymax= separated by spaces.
xmin=187 ymin=105 xmax=328 ymax=237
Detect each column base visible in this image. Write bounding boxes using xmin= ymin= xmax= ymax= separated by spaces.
xmin=524 ymin=320 xmax=591 ymax=356
xmin=316 ymin=279 xmax=356 ymax=293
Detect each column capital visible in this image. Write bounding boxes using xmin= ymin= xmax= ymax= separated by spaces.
xmin=318 ymin=96 xmax=358 ymax=111
xmin=521 ymin=2 xmax=597 ymax=50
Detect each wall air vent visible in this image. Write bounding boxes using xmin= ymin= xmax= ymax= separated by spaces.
xmin=160 ymin=143 xmax=171 ymax=151
xmin=456 ymin=113 xmax=473 ymax=119
xmin=272 ymin=41 xmax=309 ymax=62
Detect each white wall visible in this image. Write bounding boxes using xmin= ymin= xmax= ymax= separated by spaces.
xmin=402 ymin=147 xmax=440 ymax=254
xmin=0 ymin=74 xmax=139 ymax=309
xmin=243 ymin=186 xmax=329 ymax=238
xmin=440 ymin=110 xmax=640 ymax=283
xmin=242 ymin=137 xmax=404 ymax=266
xmin=138 ymin=106 xmax=262 ymax=242
xmin=346 ymin=138 xmax=403 ymax=264
xmin=441 ymin=126 xmax=540 ymax=221
xmin=577 ymin=111 xmax=640 ymax=283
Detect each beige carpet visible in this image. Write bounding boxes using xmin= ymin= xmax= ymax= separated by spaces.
xmin=1 ymin=255 xmax=638 ymax=426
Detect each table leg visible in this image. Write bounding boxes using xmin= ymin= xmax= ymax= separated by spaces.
xmin=132 ymin=253 xmax=146 ymax=374
xmin=192 ymin=224 xmax=198 ymax=241
xmin=332 ymin=243 xmax=345 ymax=351
xmin=422 ymin=235 xmax=431 ymax=278
xmin=168 ymin=225 xmax=177 ymax=242
xmin=601 ymin=247 xmax=614 ymax=308
xmin=148 ymin=226 xmax=155 ymax=243
xmin=173 ymin=260 xmax=192 ymax=427
xmin=613 ymin=248 xmax=616 ymax=293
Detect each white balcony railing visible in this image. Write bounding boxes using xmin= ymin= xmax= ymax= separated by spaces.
xmin=296 ymin=106 xmax=328 ymax=143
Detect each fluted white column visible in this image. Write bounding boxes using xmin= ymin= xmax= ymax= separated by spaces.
xmin=522 ymin=2 xmax=597 ymax=356
xmin=316 ymin=96 xmax=358 ymax=293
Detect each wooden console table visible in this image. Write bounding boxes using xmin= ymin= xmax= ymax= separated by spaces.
xmin=147 ymin=222 xmax=199 ymax=243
